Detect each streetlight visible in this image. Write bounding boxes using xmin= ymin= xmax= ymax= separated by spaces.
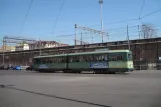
xmin=99 ymin=0 xmax=104 ymax=43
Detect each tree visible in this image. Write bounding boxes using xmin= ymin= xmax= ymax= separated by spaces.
xmin=141 ymin=24 xmax=157 ymax=39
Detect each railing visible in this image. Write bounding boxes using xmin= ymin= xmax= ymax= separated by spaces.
xmin=134 ymin=63 xmax=161 ymax=70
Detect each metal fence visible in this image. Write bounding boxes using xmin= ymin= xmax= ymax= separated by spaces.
xmin=134 ymin=60 xmax=161 ymax=70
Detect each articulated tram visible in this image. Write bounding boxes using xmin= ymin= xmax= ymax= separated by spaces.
xmin=33 ymin=50 xmax=134 ymax=73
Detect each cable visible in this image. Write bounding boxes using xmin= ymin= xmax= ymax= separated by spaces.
xmin=140 ymin=8 xmax=161 ymax=19
xmin=53 ymin=2 xmax=160 ymax=36
xmin=139 ymin=0 xmax=146 ymax=19
xmin=19 ymin=0 xmax=34 ymax=36
xmin=88 ymin=18 xmax=139 ymax=28
xmin=54 ymin=18 xmax=139 ymax=36
xmin=51 ymin=0 xmax=65 ymax=35
xmin=104 ymin=25 xmax=138 ymax=32
xmin=56 ymin=23 xmax=161 ymax=38
xmin=56 ymin=28 xmax=75 ymax=33
xmin=88 ymin=8 xmax=161 ymax=28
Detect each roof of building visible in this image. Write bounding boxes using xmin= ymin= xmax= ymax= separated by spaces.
xmin=29 ymin=41 xmax=60 ymax=45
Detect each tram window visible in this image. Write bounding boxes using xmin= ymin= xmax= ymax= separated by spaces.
xmin=102 ymin=54 xmax=105 ymax=61
xmin=71 ymin=56 xmax=75 ymax=62
xmin=61 ymin=57 xmax=64 ymax=62
xmin=70 ymin=57 xmax=72 ymax=62
xmin=72 ymin=56 xmax=74 ymax=62
xmin=48 ymin=58 xmax=52 ymax=63
xmin=101 ymin=54 xmax=106 ymax=61
xmin=83 ymin=55 xmax=87 ymax=62
xmin=52 ymin=58 xmax=55 ymax=62
xmin=34 ymin=59 xmax=37 ymax=64
xmin=57 ymin=57 xmax=59 ymax=62
xmin=82 ymin=55 xmax=87 ymax=62
xmin=59 ymin=57 xmax=61 ymax=62
xmin=96 ymin=55 xmax=99 ymax=61
xmin=46 ymin=58 xmax=49 ymax=63
xmin=35 ymin=59 xmax=37 ymax=64
xmin=109 ymin=54 xmax=116 ymax=61
xmin=75 ymin=56 xmax=79 ymax=62
xmin=104 ymin=54 xmax=108 ymax=61
xmin=79 ymin=56 xmax=83 ymax=62
xmin=55 ymin=57 xmax=58 ymax=62
xmin=72 ymin=56 xmax=78 ymax=62
xmin=57 ymin=57 xmax=60 ymax=62
xmin=59 ymin=57 xmax=62 ymax=63
xmin=53 ymin=57 xmax=56 ymax=62
xmin=82 ymin=56 xmax=86 ymax=62
xmin=39 ymin=59 xmax=41 ymax=64
xmin=87 ymin=55 xmax=90 ymax=62
xmin=109 ymin=54 xmax=124 ymax=61
xmin=93 ymin=55 xmax=98 ymax=61
xmin=41 ymin=59 xmax=44 ymax=64
xmin=92 ymin=55 xmax=95 ymax=61
xmin=87 ymin=55 xmax=92 ymax=62
xmin=94 ymin=54 xmax=106 ymax=61
xmin=58 ymin=57 xmax=61 ymax=62
xmin=39 ymin=59 xmax=41 ymax=63
xmin=72 ymin=56 xmax=75 ymax=62
xmin=128 ymin=54 xmax=132 ymax=60
xmin=48 ymin=58 xmax=50 ymax=63
xmin=88 ymin=55 xmax=92 ymax=61
xmin=69 ymin=56 xmax=73 ymax=62
xmin=117 ymin=55 xmax=123 ymax=61
xmin=93 ymin=55 xmax=96 ymax=61
xmin=62 ymin=57 xmax=65 ymax=63
xmin=98 ymin=55 xmax=101 ymax=61
xmin=42 ymin=59 xmax=45 ymax=64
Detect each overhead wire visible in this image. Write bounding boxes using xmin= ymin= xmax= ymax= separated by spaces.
xmin=51 ymin=0 xmax=65 ymax=35
xmin=139 ymin=0 xmax=146 ymax=19
xmin=56 ymin=25 xmax=139 ymax=37
xmin=54 ymin=1 xmax=161 ymax=40
xmin=55 ymin=23 xmax=161 ymax=38
xmin=140 ymin=8 xmax=161 ymax=19
xmin=54 ymin=8 xmax=161 ymax=37
xmin=88 ymin=18 xmax=139 ymax=28
xmin=19 ymin=0 xmax=34 ymax=36
xmin=17 ymin=0 xmax=160 ymax=40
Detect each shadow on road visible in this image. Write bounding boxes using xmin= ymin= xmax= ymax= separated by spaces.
xmin=0 ymin=85 xmax=111 ymax=107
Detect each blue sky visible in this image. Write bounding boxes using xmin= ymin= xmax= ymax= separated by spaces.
xmin=0 ymin=0 xmax=161 ymax=45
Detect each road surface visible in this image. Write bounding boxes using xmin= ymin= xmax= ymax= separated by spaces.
xmin=0 ymin=70 xmax=161 ymax=107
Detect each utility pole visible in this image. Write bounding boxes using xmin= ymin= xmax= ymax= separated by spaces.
xmin=75 ymin=24 xmax=77 ymax=45
xmin=99 ymin=0 xmax=104 ymax=43
xmin=81 ymin=32 xmax=82 ymax=45
xmin=39 ymin=37 xmax=41 ymax=55
xmin=75 ymin=24 xmax=107 ymax=39
xmin=127 ymin=25 xmax=130 ymax=50
xmin=138 ymin=25 xmax=140 ymax=39
xmin=2 ymin=37 xmax=5 ymax=65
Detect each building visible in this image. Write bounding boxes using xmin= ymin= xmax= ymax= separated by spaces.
xmin=59 ymin=43 xmax=69 ymax=47
xmin=0 ymin=37 xmax=161 ymax=69
xmin=0 ymin=45 xmax=15 ymax=52
xmin=15 ymin=44 xmax=29 ymax=51
xmin=28 ymin=41 xmax=69 ymax=50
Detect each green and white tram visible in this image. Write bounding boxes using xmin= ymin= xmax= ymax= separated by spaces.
xmin=33 ymin=50 xmax=134 ymax=73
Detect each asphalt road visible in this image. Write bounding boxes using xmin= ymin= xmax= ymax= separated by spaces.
xmin=0 ymin=70 xmax=161 ymax=107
